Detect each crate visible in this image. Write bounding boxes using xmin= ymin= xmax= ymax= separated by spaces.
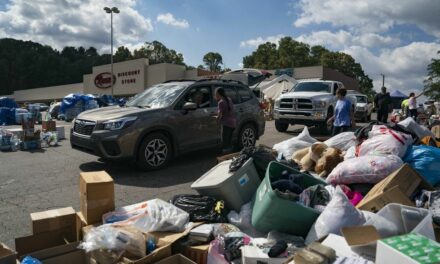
xmin=191 ymin=158 xmax=261 ymax=211
xmin=251 ymin=162 xmax=326 ymax=237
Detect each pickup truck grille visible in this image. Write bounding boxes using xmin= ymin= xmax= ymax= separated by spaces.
xmin=280 ymin=98 xmax=313 ymax=110
xmin=73 ymin=119 xmax=96 ymax=136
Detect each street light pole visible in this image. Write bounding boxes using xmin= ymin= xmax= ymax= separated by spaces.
xmin=104 ymin=6 xmax=120 ymax=97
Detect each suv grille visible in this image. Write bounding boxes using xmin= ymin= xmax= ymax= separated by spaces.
xmin=280 ymin=98 xmax=313 ymax=110
xmin=73 ymin=119 xmax=96 ymax=136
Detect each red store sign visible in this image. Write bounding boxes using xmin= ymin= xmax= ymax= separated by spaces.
xmin=94 ymin=72 xmax=116 ymax=89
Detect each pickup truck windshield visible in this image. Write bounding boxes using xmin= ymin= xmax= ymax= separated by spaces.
xmin=293 ymin=82 xmax=331 ymax=93
xmin=356 ymin=96 xmax=367 ymax=103
xmin=127 ymin=83 xmax=189 ymax=109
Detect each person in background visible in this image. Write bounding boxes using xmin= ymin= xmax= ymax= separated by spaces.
xmin=401 ymin=98 xmax=410 ymax=118
xmin=327 ymin=88 xmax=355 ymax=136
xmin=374 ymin=86 xmax=392 ymax=123
xmin=408 ymin=92 xmax=424 ymax=120
xmin=215 ymin=87 xmax=236 ymax=153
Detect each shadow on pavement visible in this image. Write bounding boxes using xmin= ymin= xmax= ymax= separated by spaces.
xmin=79 ymin=148 xmax=219 ymax=188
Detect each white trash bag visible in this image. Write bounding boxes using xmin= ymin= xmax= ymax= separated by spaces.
xmin=357 ymin=125 xmax=412 ymax=158
xmin=273 ymin=126 xmax=317 ymax=158
xmin=326 ymin=154 xmax=403 ymax=185
xmin=102 ymin=199 xmax=190 ymax=233
xmin=324 ymin=132 xmax=357 ymax=151
xmin=398 ymin=117 xmax=434 ymax=140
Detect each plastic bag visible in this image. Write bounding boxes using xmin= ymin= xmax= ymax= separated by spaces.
xmin=227 ymin=202 xmax=265 ymax=238
xmin=403 ymin=145 xmax=440 ymax=186
xmin=326 ymin=155 xmax=403 ymax=185
xmin=273 ymin=127 xmax=317 ymax=159
xmin=21 ymin=256 xmax=42 ymax=264
xmin=171 ymin=195 xmax=228 ymax=223
xmin=357 ymin=125 xmax=412 ymax=158
xmin=79 ymin=224 xmax=146 ymax=259
xmin=305 ymin=187 xmax=366 ymax=244
xmin=40 ymin=131 xmax=58 ymax=148
xmin=207 ymin=239 xmax=229 ymax=264
xmin=324 ymin=132 xmax=357 ymax=151
xmin=102 ymin=199 xmax=190 ymax=233
xmin=344 ymin=146 xmax=356 ymax=160
xmin=398 ymin=117 xmax=435 ymax=140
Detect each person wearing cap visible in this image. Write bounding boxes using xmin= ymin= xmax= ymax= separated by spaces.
xmin=374 ymin=87 xmax=392 ymax=123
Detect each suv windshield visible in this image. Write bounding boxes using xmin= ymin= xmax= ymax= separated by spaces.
xmin=127 ymin=83 xmax=189 ymax=108
xmin=355 ymin=96 xmax=367 ymax=103
xmin=293 ymin=82 xmax=331 ymax=93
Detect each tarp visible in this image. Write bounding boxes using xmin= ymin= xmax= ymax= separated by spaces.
xmin=0 ymin=107 xmax=17 ymax=125
xmin=390 ymin=90 xmax=408 ymax=98
xmin=0 ymin=97 xmax=18 ymax=109
xmin=60 ymin=93 xmax=96 ymax=114
xmin=260 ymin=74 xmax=297 ymax=100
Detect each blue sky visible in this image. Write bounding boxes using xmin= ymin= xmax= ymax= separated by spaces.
xmin=0 ymin=0 xmax=439 ymax=95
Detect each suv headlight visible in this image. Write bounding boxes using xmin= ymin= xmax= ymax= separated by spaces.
xmin=103 ymin=116 xmax=137 ymax=130
xmin=274 ymin=99 xmax=281 ymax=108
xmin=314 ymin=101 xmax=326 ymax=109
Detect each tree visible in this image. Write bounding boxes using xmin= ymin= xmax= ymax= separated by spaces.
xmin=114 ymin=46 xmax=132 ymax=63
xmin=203 ymin=52 xmax=223 ymax=72
xmin=133 ymin=41 xmax=185 ymax=65
xmin=424 ymin=51 xmax=440 ymax=100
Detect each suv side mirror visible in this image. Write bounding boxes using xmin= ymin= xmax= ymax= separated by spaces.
xmin=183 ymin=102 xmax=197 ymax=111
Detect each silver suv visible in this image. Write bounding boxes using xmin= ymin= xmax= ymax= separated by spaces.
xmin=70 ymin=80 xmax=265 ymax=170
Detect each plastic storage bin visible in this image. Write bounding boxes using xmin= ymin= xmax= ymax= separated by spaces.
xmin=191 ymin=158 xmax=261 ymax=211
xmin=251 ymin=161 xmax=326 ymax=237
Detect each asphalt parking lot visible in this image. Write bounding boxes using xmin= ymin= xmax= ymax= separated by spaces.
xmin=0 ymin=119 xmax=367 ymax=247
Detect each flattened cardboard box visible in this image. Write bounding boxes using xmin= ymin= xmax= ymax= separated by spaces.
xmin=15 ymin=228 xmax=74 ymax=257
xmin=0 ymin=243 xmax=17 ymax=264
xmin=31 ymin=207 xmax=76 ymax=239
xmin=80 ymin=171 xmax=115 ymax=224
xmin=24 ymin=242 xmax=89 ymax=264
xmin=172 ymin=239 xmax=209 ymax=264
xmin=357 ymin=164 xmax=434 ymax=212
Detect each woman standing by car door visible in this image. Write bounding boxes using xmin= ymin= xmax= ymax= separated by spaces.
xmin=215 ymin=87 xmax=237 ymax=153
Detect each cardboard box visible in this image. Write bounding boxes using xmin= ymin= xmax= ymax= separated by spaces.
xmin=356 ymin=164 xmax=434 ymax=212
xmin=120 ymin=225 xmax=197 ymax=264
xmin=80 ymin=171 xmax=115 ymax=224
xmin=15 ymin=229 xmax=73 ymax=257
xmin=42 ymin=121 xmax=56 ymax=132
xmin=76 ymin=212 xmax=88 ymax=241
xmin=321 ymin=234 xmax=375 ymax=262
xmin=376 ymin=233 xmax=440 ymax=264
xmin=0 ymin=243 xmax=17 ymax=264
xmin=155 ymin=254 xmax=196 ymax=264
xmin=24 ymin=242 xmax=89 ymax=264
xmin=172 ymin=239 xmax=209 ymax=264
xmin=31 ymin=207 xmax=76 ymax=238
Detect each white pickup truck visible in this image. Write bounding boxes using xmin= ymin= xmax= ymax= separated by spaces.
xmin=273 ymin=79 xmax=355 ymax=135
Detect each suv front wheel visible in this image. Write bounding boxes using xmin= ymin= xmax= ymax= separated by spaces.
xmin=237 ymin=124 xmax=257 ymax=150
xmin=137 ymin=132 xmax=172 ymax=171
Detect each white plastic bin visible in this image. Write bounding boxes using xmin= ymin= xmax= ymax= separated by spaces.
xmin=191 ymin=158 xmax=261 ymax=211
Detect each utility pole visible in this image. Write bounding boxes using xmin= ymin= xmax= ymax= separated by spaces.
xmin=380 ymin=73 xmax=385 ymax=87
xmin=104 ymin=7 xmax=120 ymax=97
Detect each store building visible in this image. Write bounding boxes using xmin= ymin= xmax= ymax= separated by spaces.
xmin=9 ymin=58 xmax=215 ymax=103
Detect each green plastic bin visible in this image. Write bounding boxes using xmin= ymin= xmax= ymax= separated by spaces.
xmin=251 ymin=161 xmax=327 ymax=237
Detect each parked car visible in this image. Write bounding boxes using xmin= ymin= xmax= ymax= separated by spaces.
xmin=27 ymin=102 xmax=49 ymax=112
xmin=273 ymin=80 xmax=356 ymax=134
xmin=70 ymin=80 xmax=266 ymax=170
xmin=352 ymin=93 xmax=373 ymax=122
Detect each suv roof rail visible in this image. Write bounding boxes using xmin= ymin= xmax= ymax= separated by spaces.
xmin=163 ymin=79 xmax=197 ymax=83
xmin=195 ymin=78 xmax=245 ymax=85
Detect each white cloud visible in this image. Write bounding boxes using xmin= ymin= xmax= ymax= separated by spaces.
xmin=343 ymin=42 xmax=440 ymax=94
xmin=156 ymin=13 xmax=189 ymax=29
xmin=0 ymin=0 xmax=153 ymax=52
xmin=294 ymin=0 xmax=440 ymax=37
xmin=238 ymin=62 xmax=244 ymax=68
xmin=295 ymin=30 xmax=400 ymax=50
xmin=240 ymin=34 xmax=285 ymax=48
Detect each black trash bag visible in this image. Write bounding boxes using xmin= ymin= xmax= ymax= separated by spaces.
xmin=251 ymin=145 xmax=276 ymax=179
xmin=171 ymin=195 xmax=229 ymax=223
xmin=229 ymin=147 xmax=256 ymax=173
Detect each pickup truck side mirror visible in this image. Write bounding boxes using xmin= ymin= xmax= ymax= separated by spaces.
xmin=183 ymin=102 xmax=197 ymax=111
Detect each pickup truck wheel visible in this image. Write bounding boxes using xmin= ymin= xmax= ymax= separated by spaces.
xmin=275 ymin=120 xmax=289 ymax=132
xmin=137 ymin=133 xmax=172 ymax=171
